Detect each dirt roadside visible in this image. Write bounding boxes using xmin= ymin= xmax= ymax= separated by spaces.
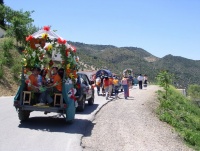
xmin=81 ymin=85 xmax=193 ymax=151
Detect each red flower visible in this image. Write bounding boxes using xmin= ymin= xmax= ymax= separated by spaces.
xmin=43 ymin=26 xmax=50 ymax=31
xmin=63 ymin=39 xmax=67 ymax=44
xmin=26 ymin=35 xmax=33 ymax=41
xmin=25 ymin=79 xmax=30 ymax=84
xmin=57 ymin=38 xmax=67 ymax=45
xmin=65 ymin=49 xmax=70 ymax=56
xmin=70 ymin=95 xmax=76 ymax=101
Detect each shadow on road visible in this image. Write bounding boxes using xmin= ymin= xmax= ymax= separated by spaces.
xmin=17 ymin=104 xmax=100 ymax=134
xmin=18 ymin=117 xmax=95 ymax=135
xmin=76 ymin=104 xmax=99 ymax=115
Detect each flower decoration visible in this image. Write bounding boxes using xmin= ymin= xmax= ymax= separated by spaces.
xmin=41 ymin=33 xmax=48 ymax=39
xmin=43 ymin=26 xmax=50 ymax=31
xmin=45 ymin=44 xmax=53 ymax=51
xmin=65 ymin=48 xmax=70 ymax=57
xmin=22 ymin=25 xmax=80 ymax=92
xmin=71 ymin=45 xmax=76 ymax=53
xmin=68 ymin=88 xmax=77 ymax=101
xmin=26 ymin=35 xmax=33 ymax=41
xmin=57 ymin=37 xmax=67 ymax=45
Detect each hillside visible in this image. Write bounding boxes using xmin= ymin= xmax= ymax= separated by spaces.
xmin=69 ymin=41 xmax=200 ymax=88
xmin=0 ymin=38 xmax=22 ymax=96
xmin=1 ymin=39 xmax=200 ymax=96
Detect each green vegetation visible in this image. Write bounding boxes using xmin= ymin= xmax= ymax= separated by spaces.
xmin=0 ymin=2 xmax=37 ymax=81
xmin=156 ymin=70 xmax=173 ymax=100
xmin=156 ymin=71 xmax=200 ymax=150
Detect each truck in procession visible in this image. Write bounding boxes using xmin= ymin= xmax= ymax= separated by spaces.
xmin=13 ymin=26 xmax=94 ymax=123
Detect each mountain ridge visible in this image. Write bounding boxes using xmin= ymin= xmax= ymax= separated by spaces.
xmin=68 ymin=41 xmax=200 ymax=88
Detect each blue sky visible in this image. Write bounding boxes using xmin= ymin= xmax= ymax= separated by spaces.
xmin=4 ymin=0 xmax=200 ymax=60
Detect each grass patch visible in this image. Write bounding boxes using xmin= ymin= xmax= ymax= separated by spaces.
xmin=157 ymin=86 xmax=200 ymax=150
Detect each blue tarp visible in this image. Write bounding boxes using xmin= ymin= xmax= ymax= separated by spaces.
xmin=96 ymin=69 xmax=112 ymax=77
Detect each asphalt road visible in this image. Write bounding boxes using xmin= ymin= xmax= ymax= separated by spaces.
xmin=0 ymin=90 xmax=113 ymax=151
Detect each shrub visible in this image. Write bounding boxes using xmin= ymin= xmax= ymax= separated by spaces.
xmin=1 ymin=38 xmax=14 ymax=66
xmin=187 ymin=84 xmax=200 ymax=101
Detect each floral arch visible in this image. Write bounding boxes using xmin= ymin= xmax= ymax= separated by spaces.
xmin=22 ymin=26 xmax=79 ymax=83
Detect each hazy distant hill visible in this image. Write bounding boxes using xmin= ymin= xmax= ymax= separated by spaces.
xmin=69 ymin=41 xmax=200 ymax=88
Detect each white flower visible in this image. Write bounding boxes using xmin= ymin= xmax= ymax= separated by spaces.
xmin=35 ymin=44 xmax=40 ymax=48
xmin=32 ymin=52 xmax=36 ymax=57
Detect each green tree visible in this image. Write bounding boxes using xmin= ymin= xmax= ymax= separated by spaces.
xmin=0 ymin=0 xmax=5 ymax=28
xmin=156 ymin=70 xmax=173 ymax=99
xmin=1 ymin=5 xmax=37 ymax=46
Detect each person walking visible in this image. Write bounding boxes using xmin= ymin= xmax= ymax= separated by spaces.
xmin=100 ymin=72 xmax=105 ymax=96
xmin=121 ymin=76 xmax=128 ymax=99
xmin=143 ymin=74 xmax=148 ymax=88
xmin=137 ymin=74 xmax=144 ymax=89
xmin=103 ymin=76 xmax=110 ymax=100
xmin=108 ymin=75 xmax=113 ymax=98
xmin=95 ymin=76 xmax=101 ymax=96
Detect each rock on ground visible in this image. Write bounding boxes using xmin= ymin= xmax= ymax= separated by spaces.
xmin=81 ymin=85 xmax=193 ymax=151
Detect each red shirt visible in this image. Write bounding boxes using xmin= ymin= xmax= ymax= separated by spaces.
xmin=52 ymin=74 xmax=62 ymax=91
xmin=28 ymin=74 xmax=38 ymax=91
xmin=103 ymin=79 xmax=109 ymax=87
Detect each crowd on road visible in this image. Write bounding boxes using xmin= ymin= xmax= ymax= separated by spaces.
xmin=94 ymin=70 xmax=148 ymax=100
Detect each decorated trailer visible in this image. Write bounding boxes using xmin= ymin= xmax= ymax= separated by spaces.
xmin=14 ymin=26 xmax=79 ymax=123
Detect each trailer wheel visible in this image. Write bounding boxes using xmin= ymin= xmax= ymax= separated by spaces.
xmin=18 ymin=109 xmax=30 ymax=122
xmin=77 ymin=96 xmax=86 ymax=112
